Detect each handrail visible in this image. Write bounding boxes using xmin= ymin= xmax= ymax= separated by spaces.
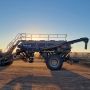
xmin=20 ymin=33 xmax=67 ymax=41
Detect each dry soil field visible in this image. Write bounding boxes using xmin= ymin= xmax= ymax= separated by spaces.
xmin=0 ymin=58 xmax=90 ymax=90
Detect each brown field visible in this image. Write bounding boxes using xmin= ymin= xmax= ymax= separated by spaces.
xmin=0 ymin=54 xmax=90 ymax=90
xmin=70 ymin=52 xmax=90 ymax=67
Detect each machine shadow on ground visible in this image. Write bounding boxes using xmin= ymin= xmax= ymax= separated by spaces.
xmin=0 ymin=68 xmax=90 ymax=90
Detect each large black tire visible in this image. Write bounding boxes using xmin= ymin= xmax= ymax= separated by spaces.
xmin=46 ymin=55 xmax=63 ymax=71
xmin=0 ymin=55 xmax=13 ymax=66
xmin=0 ymin=59 xmax=13 ymax=66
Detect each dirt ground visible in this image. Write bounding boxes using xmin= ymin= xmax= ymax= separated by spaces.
xmin=0 ymin=59 xmax=90 ymax=90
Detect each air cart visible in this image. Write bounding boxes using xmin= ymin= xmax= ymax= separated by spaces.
xmin=0 ymin=33 xmax=89 ymax=70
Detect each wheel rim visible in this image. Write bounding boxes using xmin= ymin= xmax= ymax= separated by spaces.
xmin=49 ymin=58 xmax=59 ymax=68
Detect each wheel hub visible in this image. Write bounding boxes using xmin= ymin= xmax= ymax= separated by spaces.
xmin=50 ymin=59 xmax=59 ymax=68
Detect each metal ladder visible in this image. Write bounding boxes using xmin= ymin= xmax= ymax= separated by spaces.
xmin=4 ymin=33 xmax=22 ymax=53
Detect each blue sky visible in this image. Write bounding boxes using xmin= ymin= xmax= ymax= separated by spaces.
xmin=0 ymin=0 xmax=90 ymax=52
